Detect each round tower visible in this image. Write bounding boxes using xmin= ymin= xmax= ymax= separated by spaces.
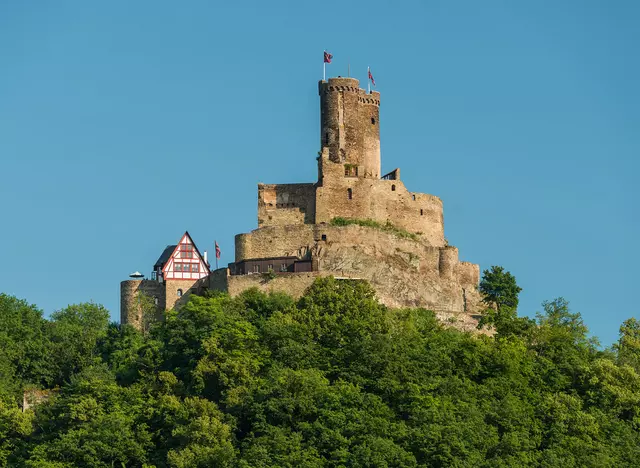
xmin=319 ymin=77 xmax=381 ymax=179
xmin=121 ymin=280 xmax=143 ymax=329
xmin=120 ymin=279 xmax=165 ymax=330
xmin=439 ymin=246 xmax=459 ymax=279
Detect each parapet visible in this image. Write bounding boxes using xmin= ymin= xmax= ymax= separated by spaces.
xmin=319 ymin=77 xmax=381 ymax=106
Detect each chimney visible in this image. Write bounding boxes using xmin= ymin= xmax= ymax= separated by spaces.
xmin=204 ymin=250 xmax=208 ymax=266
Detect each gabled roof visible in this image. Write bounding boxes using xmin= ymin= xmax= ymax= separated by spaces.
xmin=185 ymin=231 xmax=210 ymax=271
xmin=160 ymin=231 xmax=211 ymax=275
xmin=154 ymin=245 xmax=177 ymax=270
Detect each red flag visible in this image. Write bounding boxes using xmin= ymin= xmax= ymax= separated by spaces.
xmin=324 ymin=51 xmax=333 ymax=63
xmin=215 ymin=241 xmax=221 ymax=259
xmin=368 ymin=68 xmax=375 ymax=87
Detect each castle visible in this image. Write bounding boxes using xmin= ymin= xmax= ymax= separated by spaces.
xmin=121 ymin=76 xmax=484 ymax=331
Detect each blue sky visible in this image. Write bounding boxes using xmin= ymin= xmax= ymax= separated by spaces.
xmin=0 ymin=0 xmax=638 ymax=346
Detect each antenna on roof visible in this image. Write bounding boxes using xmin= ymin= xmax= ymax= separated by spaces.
xmin=129 ymin=271 xmax=144 ymax=279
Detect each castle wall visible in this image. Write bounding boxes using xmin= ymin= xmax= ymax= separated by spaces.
xmin=226 ymin=271 xmax=324 ymax=297
xmin=456 ymin=261 xmax=480 ymax=288
xmin=208 ymin=267 xmax=230 ymax=291
xmin=221 ymin=270 xmax=481 ymax=332
xmin=315 ymin=153 xmax=445 ymax=246
xmin=257 ymin=183 xmax=316 ymax=228
xmin=165 ymin=278 xmax=206 ymax=311
xmin=235 ymin=224 xmax=317 ymax=262
xmin=231 ymin=223 xmax=481 ymax=318
xmin=120 ymin=279 xmax=166 ymax=329
xmin=23 ymin=388 xmax=56 ymax=412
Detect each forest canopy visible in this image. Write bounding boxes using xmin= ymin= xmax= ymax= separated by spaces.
xmin=1 ymin=272 xmax=639 ymax=467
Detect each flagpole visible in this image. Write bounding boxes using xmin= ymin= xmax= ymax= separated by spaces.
xmin=323 ymin=53 xmax=326 ymax=81
xmin=367 ymin=67 xmax=370 ymax=93
xmin=215 ymin=241 xmax=218 ymax=269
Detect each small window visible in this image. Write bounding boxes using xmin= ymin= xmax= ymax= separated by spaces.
xmin=253 ymin=264 xmax=260 ymax=273
xmin=180 ymin=244 xmax=194 ymax=258
xmin=192 ymin=264 xmax=199 ymax=273
xmin=281 ymin=263 xmax=287 ymax=272
xmin=371 ymin=117 xmax=376 ymax=125
xmin=321 ymin=234 xmax=327 ymax=241
xmin=177 ymin=289 xmax=183 ymax=297
xmin=153 ymin=296 xmax=158 ymax=306
xmin=420 ymin=209 xmax=424 ymax=216
xmin=412 ymin=194 xmax=416 ymax=201
xmin=344 ymin=164 xmax=358 ymax=177
xmin=268 ymin=264 xmax=273 ymax=271
xmin=347 ymin=188 xmax=353 ymax=200
xmin=391 ymin=184 xmax=396 ymax=191
xmin=175 ymin=263 xmax=183 ymax=272
xmin=325 ymin=132 xmax=329 ymax=144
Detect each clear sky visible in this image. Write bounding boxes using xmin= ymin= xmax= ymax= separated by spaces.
xmin=1 ymin=1 xmax=638 ymax=346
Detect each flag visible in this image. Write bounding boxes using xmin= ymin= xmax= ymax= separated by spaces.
xmin=324 ymin=51 xmax=333 ymax=63
xmin=215 ymin=241 xmax=221 ymax=259
xmin=368 ymin=68 xmax=375 ymax=87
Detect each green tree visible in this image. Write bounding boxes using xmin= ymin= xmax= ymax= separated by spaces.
xmin=0 ymin=399 xmax=33 ymax=467
xmin=479 ymin=266 xmax=522 ymax=311
xmin=97 ymin=323 xmax=146 ymax=384
xmin=476 ymin=266 xmax=531 ymax=337
xmin=615 ymin=318 xmax=640 ymax=371
xmin=0 ymin=294 xmax=54 ymax=397
xmin=48 ymin=303 xmax=110 ymax=385
xmin=24 ymin=365 xmax=152 ymax=467
xmin=150 ymin=395 xmax=236 ymax=467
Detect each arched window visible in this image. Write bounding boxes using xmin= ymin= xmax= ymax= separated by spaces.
xmin=371 ymin=117 xmax=376 ymax=125
xmin=391 ymin=184 xmax=396 ymax=191
xmin=177 ymin=289 xmax=183 ymax=297
xmin=412 ymin=194 xmax=416 ymax=201
xmin=347 ymin=188 xmax=353 ymax=200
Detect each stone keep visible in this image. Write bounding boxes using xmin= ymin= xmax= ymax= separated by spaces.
xmin=220 ymin=76 xmax=483 ymax=330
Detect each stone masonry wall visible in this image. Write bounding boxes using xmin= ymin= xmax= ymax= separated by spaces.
xmin=212 ymin=269 xmax=481 ymax=332
xmin=315 ymin=151 xmax=445 ymax=246
xmin=257 ymin=183 xmax=316 ymax=228
xmin=120 ymin=280 xmax=166 ymax=329
xmin=236 ymin=224 xmax=317 ymax=262
xmin=230 ymin=223 xmax=482 ymax=320
xmin=165 ymin=278 xmax=207 ymax=312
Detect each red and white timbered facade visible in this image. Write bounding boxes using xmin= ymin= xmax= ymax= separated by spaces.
xmin=161 ymin=232 xmax=210 ymax=280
